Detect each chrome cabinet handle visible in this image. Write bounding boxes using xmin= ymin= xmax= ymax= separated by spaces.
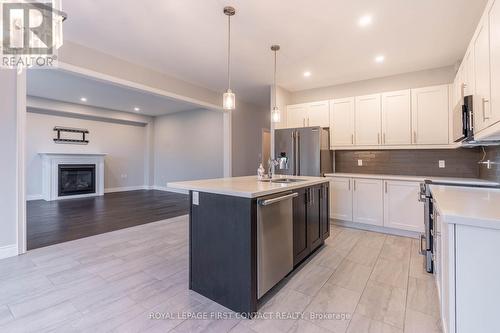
xmin=385 ymin=182 xmax=388 ymax=193
xmin=353 ymin=180 xmax=356 ymax=191
xmin=351 ymin=134 xmax=354 ymax=144
xmin=413 ymin=131 xmax=417 ymax=143
xmin=377 ymin=133 xmax=380 ymax=144
xmin=303 ymin=118 xmax=306 ymax=127
xmin=419 ymin=234 xmax=426 ymax=255
xmin=383 ymin=133 xmax=386 ymax=144
xmin=348 ymin=179 xmax=351 ymax=191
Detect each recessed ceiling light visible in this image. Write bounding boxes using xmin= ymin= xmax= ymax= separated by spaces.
xmin=80 ymin=97 xmax=87 ymax=102
xmin=375 ymin=55 xmax=385 ymax=63
xmin=134 ymin=107 xmax=141 ymax=112
xmin=303 ymin=71 xmax=312 ymax=77
xmin=358 ymin=15 xmax=373 ymax=27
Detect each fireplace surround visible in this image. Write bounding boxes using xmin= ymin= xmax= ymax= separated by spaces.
xmin=40 ymin=153 xmax=106 ymax=201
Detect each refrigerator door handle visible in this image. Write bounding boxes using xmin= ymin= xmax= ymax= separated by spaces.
xmin=296 ymin=130 xmax=301 ymax=176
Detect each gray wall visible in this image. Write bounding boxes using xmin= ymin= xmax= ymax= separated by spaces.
xmin=0 ymin=70 xmax=18 ymax=250
xmin=26 ymin=112 xmax=149 ymax=197
xmin=291 ymin=66 xmax=456 ymax=104
xmin=335 ymin=149 xmax=481 ymax=178
xmin=154 ymin=109 xmax=224 ymax=187
xmin=232 ymin=102 xmax=270 ymax=177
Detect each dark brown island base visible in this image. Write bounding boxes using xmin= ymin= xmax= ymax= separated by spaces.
xmin=168 ymin=176 xmax=330 ymax=316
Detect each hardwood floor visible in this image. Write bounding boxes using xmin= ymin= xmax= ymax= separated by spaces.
xmin=27 ymin=190 xmax=189 ymax=250
xmin=0 ymin=217 xmax=442 ymax=332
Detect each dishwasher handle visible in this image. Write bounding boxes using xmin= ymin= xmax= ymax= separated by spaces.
xmin=258 ymin=193 xmax=298 ymax=206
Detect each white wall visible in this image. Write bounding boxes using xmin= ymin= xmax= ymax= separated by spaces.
xmin=26 ymin=112 xmax=149 ymax=198
xmin=290 ymin=66 xmax=456 ymax=104
xmin=154 ymin=109 xmax=224 ymax=188
xmin=0 ymin=70 xmax=19 ymax=255
xmin=232 ymin=101 xmax=270 ymax=177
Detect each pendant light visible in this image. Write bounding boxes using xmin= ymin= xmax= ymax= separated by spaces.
xmin=271 ymin=45 xmax=281 ymax=123
xmin=223 ymin=6 xmax=236 ymax=110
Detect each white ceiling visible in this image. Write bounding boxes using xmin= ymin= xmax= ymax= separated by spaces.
xmin=62 ymin=0 xmax=487 ymax=106
xmin=27 ymin=69 xmax=203 ymax=116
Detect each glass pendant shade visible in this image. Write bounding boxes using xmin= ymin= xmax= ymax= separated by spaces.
xmin=271 ymin=106 xmax=281 ymax=123
xmin=223 ymin=89 xmax=236 ymax=110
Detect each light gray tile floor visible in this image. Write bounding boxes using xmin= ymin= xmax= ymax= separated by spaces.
xmin=0 ymin=215 xmax=441 ymax=333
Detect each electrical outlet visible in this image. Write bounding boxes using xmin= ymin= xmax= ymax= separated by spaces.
xmin=358 ymin=159 xmax=363 ymax=166
xmin=439 ymin=160 xmax=446 ymax=168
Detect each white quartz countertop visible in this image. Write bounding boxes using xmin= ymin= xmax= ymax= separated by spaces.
xmin=325 ymin=172 xmax=499 ymax=186
xmin=167 ymin=175 xmax=329 ymax=198
xmin=430 ymin=185 xmax=500 ymax=230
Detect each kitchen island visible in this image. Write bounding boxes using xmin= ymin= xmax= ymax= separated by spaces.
xmin=168 ymin=175 xmax=330 ymax=315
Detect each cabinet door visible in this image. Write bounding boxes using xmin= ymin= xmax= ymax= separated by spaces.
xmin=355 ymin=94 xmax=382 ymax=145
xmin=411 ymin=85 xmax=449 ymax=144
xmin=329 ymin=177 xmax=353 ymax=221
xmin=320 ymin=182 xmax=330 ymax=240
xmin=287 ymin=104 xmax=307 ymax=128
xmin=307 ymin=101 xmax=330 ymax=128
xmin=464 ymin=48 xmax=475 ymax=97
xmin=489 ymin=0 xmax=500 ymax=127
xmin=330 ymin=98 xmax=355 ymax=147
xmin=352 ymin=178 xmax=383 ymax=226
xmin=474 ymin=18 xmax=492 ymax=132
xmin=307 ymin=186 xmax=323 ymax=251
xmin=382 ymin=90 xmax=412 ymax=145
xmin=383 ymin=180 xmax=424 ymax=232
xmin=292 ymin=188 xmax=308 ymax=266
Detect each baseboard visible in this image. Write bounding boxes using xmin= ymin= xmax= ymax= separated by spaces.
xmin=26 ymin=194 xmax=43 ymax=201
xmin=332 ymin=219 xmax=420 ymax=239
xmin=104 ymin=186 xmax=150 ymax=193
xmin=0 ymin=244 xmax=18 ymax=259
xmin=153 ymin=185 xmax=189 ymax=195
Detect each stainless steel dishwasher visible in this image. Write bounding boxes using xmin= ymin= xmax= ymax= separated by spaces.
xmin=257 ymin=191 xmax=297 ymax=299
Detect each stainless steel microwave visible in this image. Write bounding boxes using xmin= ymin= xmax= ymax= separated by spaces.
xmin=453 ymin=95 xmax=474 ymax=142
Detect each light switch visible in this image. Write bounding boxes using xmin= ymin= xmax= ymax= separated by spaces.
xmin=439 ymin=160 xmax=446 ymax=168
xmin=358 ymin=159 xmax=363 ymax=166
xmin=192 ymin=191 xmax=199 ymax=205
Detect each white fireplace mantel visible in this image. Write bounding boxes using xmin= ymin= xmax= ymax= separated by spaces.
xmin=39 ymin=153 xmax=107 ymax=201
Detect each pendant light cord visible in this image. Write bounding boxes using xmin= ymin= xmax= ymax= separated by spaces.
xmin=227 ymin=15 xmax=231 ymax=90
xmin=273 ymin=49 xmax=277 ymax=109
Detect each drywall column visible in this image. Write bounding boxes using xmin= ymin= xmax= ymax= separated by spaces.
xmin=0 ymin=70 xmax=23 ymax=258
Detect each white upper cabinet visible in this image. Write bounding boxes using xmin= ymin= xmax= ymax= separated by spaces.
xmin=286 ymin=101 xmax=329 ymax=128
xmin=381 ymin=90 xmax=412 ymax=145
xmin=411 ymin=85 xmax=449 ymax=145
xmin=474 ymin=16 xmax=492 ymax=132
xmin=355 ymin=94 xmax=382 ymax=145
xmin=463 ymin=48 xmax=475 ymax=97
xmin=307 ymin=101 xmax=330 ymax=127
xmin=352 ymin=178 xmax=383 ymax=226
xmin=286 ymin=104 xmax=308 ymax=128
xmin=330 ymin=97 xmax=355 ymax=147
xmin=383 ymin=180 xmax=424 ymax=232
xmin=489 ymin=0 xmax=500 ymax=127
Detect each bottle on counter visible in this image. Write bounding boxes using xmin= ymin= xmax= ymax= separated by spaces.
xmin=257 ymin=163 xmax=265 ymax=180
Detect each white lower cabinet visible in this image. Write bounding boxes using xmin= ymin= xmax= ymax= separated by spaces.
xmin=352 ymin=178 xmax=383 ymax=226
xmin=328 ymin=177 xmax=424 ymax=233
xmin=433 ymin=200 xmax=500 ymax=333
xmin=329 ymin=177 xmax=353 ymax=221
xmin=383 ymin=180 xmax=424 ymax=232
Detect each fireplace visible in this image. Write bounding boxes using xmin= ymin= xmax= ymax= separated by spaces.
xmin=58 ymin=164 xmax=96 ymax=197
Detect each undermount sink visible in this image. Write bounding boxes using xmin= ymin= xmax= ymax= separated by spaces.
xmin=262 ymin=178 xmax=307 ymax=184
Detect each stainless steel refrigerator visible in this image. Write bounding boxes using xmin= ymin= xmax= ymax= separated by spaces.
xmin=274 ymin=127 xmax=333 ymax=177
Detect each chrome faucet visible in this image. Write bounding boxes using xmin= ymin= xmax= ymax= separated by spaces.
xmin=267 ymin=158 xmax=279 ymax=180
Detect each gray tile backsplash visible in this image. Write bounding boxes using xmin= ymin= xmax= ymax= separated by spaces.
xmin=478 ymin=146 xmax=500 ymax=181
xmin=334 ymin=148 xmax=482 ymax=178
